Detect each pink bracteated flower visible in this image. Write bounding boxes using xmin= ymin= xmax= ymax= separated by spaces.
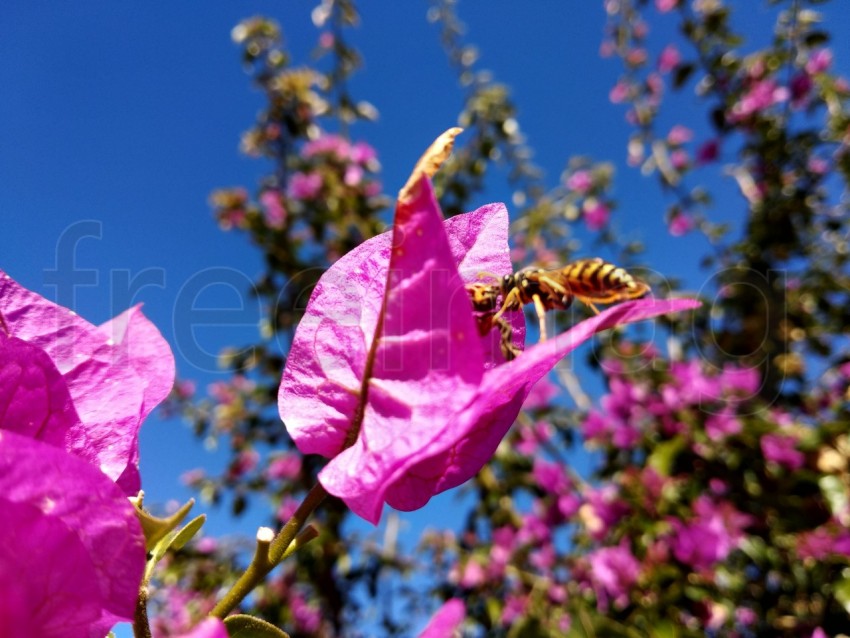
xmin=278 ymin=176 xmax=699 ymax=524
xmin=417 ymin=599 xmax=465 ymax=638
xmin=0 ymin=270 xmax=175 ymax=494
xmin=0 ymin=431 xmax=145 ymax=638
xmin=587 ymin=541 xmax=641 ymax=611
xmin=175 ymin=618 xmax=229 ymax=638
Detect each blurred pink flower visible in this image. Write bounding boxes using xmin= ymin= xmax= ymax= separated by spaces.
xmin=277 ymin=496 xmax=300 ymax=523
xmin=609 ymin=80 xmax=631 ymax=103
xmin=278 ymin=177 xmax=699 ymax=523
xmin=303 ymin=134 xmax=350 ymax=160
xmin=670 ymin=149 xmax=689 ymax=170
xmin=658 ymin=44 xmax=681 ymax=73
xmin=344 ymin=163 xmax=364 ymax=186
xmin=290 ymin=591 xmax=322 ymax=634
xmin=319 ymin=31 xmax=335 ymax=49
xmin=669 ymin=496 xmax=752 ymax=571
xmin=175 ymin=618 xmax=229 ymax=638
xmin=626 ymin=47 xmax=648 ymax=67
xmin=533 ymin=458 xmax=570 ymax=494
xmin=667 ymin=124 xmax=693 ymax=145
xmin=583 ymin=200 xmax=611 ymax=231
xmin=351 ymin=141 xmax=378 ymax=165
xmin=668 ymin=212 xmax=694 ymax=236
xmin=501 ymin=595 xmax=528 ymax=626
xmin=705 ymin=409 xmax=742 ymax=440
xmin=418 ymin=599 xmax=464 ymax=638
xmin=0 ymin=269 xmax=174 ymax=494
xmin=522 ymin=376 xmax=559 ymax=409
xmin=583 ymin=485 xmax=629 ymax=540
xmin=267 ymin=452 xmax=302 ymax=481
xmin=566 ymin=169 xmax=593 ymax=193
xmin=735 ymin=607 xmax=757 ymax=627
xmin=459 ymin=560 xmax=486 ymax=588
xmin=808 ymin=156 xmax=829 ymax=175
xmin=288 ymin=171 xmax=323 ymax=200
xmin=806 ymin=49 xmax=833 ymax=75
xmin=729 ymin=78 xmax=789 ymax=121
xmin=587 ymin=541 xmax=640 ymax=610
xmin=260 ymin=189 xmax=287 ymax=228
xmin=655 ymin=0 xmax=679 ymax=12
xmin=761 ymin=433 xmax=805 ymax=471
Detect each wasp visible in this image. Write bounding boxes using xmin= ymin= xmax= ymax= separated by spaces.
xmin=466 ymin=258 xmax=650 ymax=360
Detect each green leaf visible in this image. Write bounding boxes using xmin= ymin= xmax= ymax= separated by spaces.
xmin=171 ymin=514 xmax=207 ymax=551
xmin=224 ymin=614 xmax=291 ymax=638
xmin=819 ymin=474 xmax=849 ymax=517
xmin=146 ymin=514 xmax=206 ymax=581
xmin=649 ymin=619 xmax=679 ymax=638
xmin=834 ymin=577 xmax=850 ymax=614
xmin=566 ymin=607 xmax=594 ymax=638
xmin=648 ymin=437 xmax=685 ymax=476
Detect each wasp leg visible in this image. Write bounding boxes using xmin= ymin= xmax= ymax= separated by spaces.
xmin=575 ymin=295 xmax=601 ymax=315
xmin=495 ymin=316 xmax=521 ymax=361
xmin=492 ymin=288 xmax=521 ymax=323
xmin=532 ymin=294 xmax=548 ymax=341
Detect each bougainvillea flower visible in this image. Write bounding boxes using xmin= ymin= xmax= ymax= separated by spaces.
xmin=417 ymin=599 xmax=465 ymax=638
xmin=176 ymin=618 xmax=229 ymax=638
xmin=280 ymin=167 xmax=699 ymax=524
xmin=0 ymin=270 xmax=174 ymax=494
xmin=0 ymin=431 xmax=145 ymax=638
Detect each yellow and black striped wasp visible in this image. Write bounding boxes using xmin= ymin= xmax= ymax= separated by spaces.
xmin=466 ymin=258 xmax=650 ymax=361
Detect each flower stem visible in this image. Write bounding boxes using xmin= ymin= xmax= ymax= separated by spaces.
xmin=133 ymin=585 xmax=152 ymax=638
xmin=209 ymin=482 xmax=328 ymax=618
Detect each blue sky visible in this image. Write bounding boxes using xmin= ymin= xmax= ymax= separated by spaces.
xmin=3 ymin=1 xmax=850 ymax=634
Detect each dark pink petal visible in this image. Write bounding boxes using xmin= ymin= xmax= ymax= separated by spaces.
xmin=417 ymin=599 xmax=465 ymax=638
xmin=0 ymin=333 xmax=82 ymax=447
xmin=0 ymin=431 xmax=145 ymax=637
xmin=382 ymin=299 xmax=701 ymax=513
xmin=279 ymin=186 xmax=518 ymax=461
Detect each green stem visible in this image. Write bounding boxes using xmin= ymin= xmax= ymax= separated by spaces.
xmin=133 ymin=585 xmax=152 ymax=638
xmin=209 ymin=482 xmax=328 ymax=618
